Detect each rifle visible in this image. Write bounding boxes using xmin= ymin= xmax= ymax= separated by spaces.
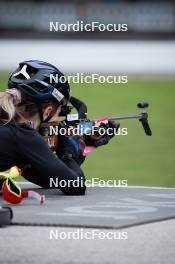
xmin=40 ymin=97 xmax=152 ymax=153
xmin=66 ymin=98 xmax=152 ymax=136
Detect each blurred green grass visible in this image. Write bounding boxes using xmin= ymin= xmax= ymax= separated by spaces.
xmin=1 ymin=74 xmax=175 ymax=187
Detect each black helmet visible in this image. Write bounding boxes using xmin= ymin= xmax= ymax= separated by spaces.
xmin=8 ymin=60 xmax=70 ymax=106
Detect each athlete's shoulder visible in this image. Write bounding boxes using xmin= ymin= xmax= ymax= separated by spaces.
xmin=0 ymin=121 xmax=36 ymax=135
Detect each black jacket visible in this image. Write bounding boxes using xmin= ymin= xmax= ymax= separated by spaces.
xmin=0 ymin=122 xmax=86 ymax=195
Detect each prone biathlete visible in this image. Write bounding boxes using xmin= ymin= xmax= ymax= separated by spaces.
xmin=0 ymin=60 xmax=117 ymax=201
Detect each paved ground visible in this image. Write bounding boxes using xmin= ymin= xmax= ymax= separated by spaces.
xmin=0 ymin=186 xmax=175 ymax=263
xmin=0 ymin=219 xmax=175 ymax=264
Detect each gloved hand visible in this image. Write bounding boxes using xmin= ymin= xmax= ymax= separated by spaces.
xmin=85 ymin=121 xmax=120 ymax=147
xmin=56 ymin=135 xmax=86 ymax=165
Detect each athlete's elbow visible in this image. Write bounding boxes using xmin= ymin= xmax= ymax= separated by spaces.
xmin=64 ymin=183 xmax=86 ymax=196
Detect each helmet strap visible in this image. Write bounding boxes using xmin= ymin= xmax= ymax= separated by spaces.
xmin=37 ymin=103 xmax=55 ymax=124
xmin=43 ymin=113 xmax=54 ymax=123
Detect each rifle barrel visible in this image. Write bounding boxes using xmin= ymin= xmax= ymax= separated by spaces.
xmin=92 ymin=114 xmax=142 ymax=122
xmin=109 ymin=114 xmax=142 ymax=121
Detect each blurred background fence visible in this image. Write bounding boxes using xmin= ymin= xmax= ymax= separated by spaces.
xmin=0 ymin=0 xmax=175 ymax=74
xmin=0 ymin=0 xmax=175 ymax=38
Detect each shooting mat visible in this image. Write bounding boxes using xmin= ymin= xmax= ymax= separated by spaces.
xmin=1 ymin=185 xmax=175 ymax=228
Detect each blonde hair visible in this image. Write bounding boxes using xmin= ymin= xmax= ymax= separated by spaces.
xmin=0 ymin=89 xmax=21 ymax=124
xmin=0 ymin=88 xmax=59 ymax=124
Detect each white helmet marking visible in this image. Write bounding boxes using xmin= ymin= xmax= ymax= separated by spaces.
xmin=13 ymin=65 xmax=30 ymax=80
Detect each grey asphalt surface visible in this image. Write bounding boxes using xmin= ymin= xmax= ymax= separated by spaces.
xmin=0 ymin=219 xmax=175 ymax=264
xmin=0 ymin=186 xmax=175 ymax=263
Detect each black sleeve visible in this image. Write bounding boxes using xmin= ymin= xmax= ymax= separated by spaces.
xmin=12 ymin=124 xmax=86 ymax=195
